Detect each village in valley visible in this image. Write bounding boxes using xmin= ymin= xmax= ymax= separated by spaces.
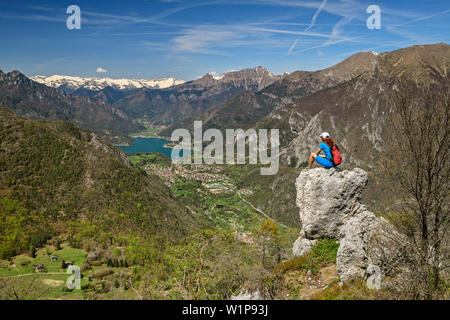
xmin=133 ymin=153 xmax=255 ymax=196
xmin=127 ymin=152 xmax=279 ymax=241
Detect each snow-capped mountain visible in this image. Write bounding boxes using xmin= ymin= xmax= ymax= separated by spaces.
xmin=31 ymin=75 xmax=185 ymax=92
xmin=0 ymin=70 xmax=143 ymax=143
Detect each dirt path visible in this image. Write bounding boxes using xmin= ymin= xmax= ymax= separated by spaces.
xmin=0 ymin=272 xmax=66 ymax=279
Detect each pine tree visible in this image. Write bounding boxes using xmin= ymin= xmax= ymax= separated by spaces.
xmin=29 ymin=245 xmax=36 ymax=258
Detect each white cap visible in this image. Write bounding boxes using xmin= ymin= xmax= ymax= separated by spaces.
xmin=320 ymin=132 xmax=330 ymax=139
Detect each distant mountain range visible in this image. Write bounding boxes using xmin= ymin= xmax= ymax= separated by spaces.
xmin=3 ymin=44 xmax=448 ymax=154
xmin=32 ymin=66 xmax=282 ymax=126
xmin=159 ymin=51 xmax=378 ymax=136
xmin=113 ymin=66 xmax=283 ymax=125
xmin=0 ymin=70 xmax=143 ymax=144
xmin=31 ymin=75 xmax=185 ymax=92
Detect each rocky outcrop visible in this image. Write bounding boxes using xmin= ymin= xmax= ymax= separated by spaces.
xmin=293 ymin=167 xmax=404 ymax=283
xmin=337 ymin=208 xmax=403 ymax=282
xmin=293 ymin=237 xmax=316 ymax=257
xmin=295 ymin=167 xmax=368 ymax=239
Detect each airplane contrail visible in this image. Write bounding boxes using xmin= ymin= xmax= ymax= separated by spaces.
xmin=287 ymin=39 xmax=298 ymax=55
xmin=305 ymin=0 xmax=328 ymax=32
xmin=287 ymin=0 xmax=328 ymax=55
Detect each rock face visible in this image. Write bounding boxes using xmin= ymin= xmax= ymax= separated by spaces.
xmin=293 ymin=167 xmax=403 ymax=283
xmin=295 ymin=167 xmax=368 ymax=239
xmin=292 ymin=237 xmax=316 ymax=257
xmin=337 ymin=209 xmax=403 ymax=282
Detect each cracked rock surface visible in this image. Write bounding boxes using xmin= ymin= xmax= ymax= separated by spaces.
xmin=293 ymin=167 xmax=403 ymax=282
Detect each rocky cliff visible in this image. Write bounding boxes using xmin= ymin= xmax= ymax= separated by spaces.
xmin=293 ymin=168 xmax=405 ymax=283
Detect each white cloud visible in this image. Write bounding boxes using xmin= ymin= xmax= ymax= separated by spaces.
xmin=171 ymin=26 xmax=247 ymax=54
xmin=96 ymin=67 xmax=108 ymax=73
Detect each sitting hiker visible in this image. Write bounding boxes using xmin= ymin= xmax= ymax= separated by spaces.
xmin=308 ymin=132 xmax=341 ymax=169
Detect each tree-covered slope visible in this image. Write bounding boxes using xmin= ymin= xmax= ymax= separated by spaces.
xmin=0 ymin=107 xmax=198 ymax=259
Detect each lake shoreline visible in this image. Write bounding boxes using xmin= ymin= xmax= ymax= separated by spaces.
xmin=116 ymin=137 xmax=189 ymax=160
xmin=116 ymin=133 xmax=172 ymax=147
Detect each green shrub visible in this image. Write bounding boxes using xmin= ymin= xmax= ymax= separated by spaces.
xmin=30 ymin=231 xmax=51 ymax=249
xmin=91 ymin=268 xmax=113 ymax=279
xmin=275 ymin=238 xmax=339 ymax=274
xmin=81 ymin=263 xmax=91 ymax=272
xmin=310 ymin=238 xmax=339 ymax=264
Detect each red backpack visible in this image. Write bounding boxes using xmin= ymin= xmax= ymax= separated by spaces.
xmin=329 ymin=144 xmax=342 ymax=165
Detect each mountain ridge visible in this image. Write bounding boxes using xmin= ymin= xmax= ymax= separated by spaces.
xmin=159 ymin=51 xmax=378 ymax=136
xmin=111 ymin=66 xmax=283 ymax=125
xmin=0 ymin=70 xmax=144 ymax=144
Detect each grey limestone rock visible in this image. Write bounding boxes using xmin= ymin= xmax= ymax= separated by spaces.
xmin=293 ymin=167 xmax=404 ymax=283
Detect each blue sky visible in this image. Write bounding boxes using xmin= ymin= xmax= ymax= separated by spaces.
xmin=0 ymin=0 xmax=448 ymax=81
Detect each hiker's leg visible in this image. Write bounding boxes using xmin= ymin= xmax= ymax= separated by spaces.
xmin=315 ymin=154 xmax=333 ymax=169
xmin=308 ymin=153 xmax=316 ymax=168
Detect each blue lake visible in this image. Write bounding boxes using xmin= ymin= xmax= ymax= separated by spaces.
xmin=117 ymin=137 xmax=189 ymax=159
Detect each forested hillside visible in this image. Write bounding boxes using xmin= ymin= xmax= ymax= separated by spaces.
xmin=0 ymin=107 xmax=197 ymax=259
